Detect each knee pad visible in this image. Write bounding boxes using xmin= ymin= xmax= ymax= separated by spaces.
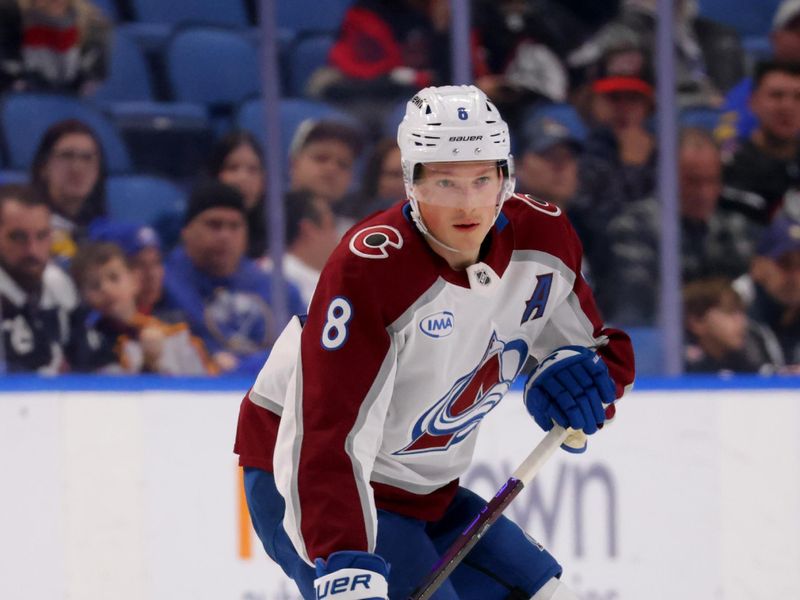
xmin=530 ymin=577 xmax=579 ymax=600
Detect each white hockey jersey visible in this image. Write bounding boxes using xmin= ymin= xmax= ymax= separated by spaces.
xmin=235 ymin=195 xmax=635 ymax=565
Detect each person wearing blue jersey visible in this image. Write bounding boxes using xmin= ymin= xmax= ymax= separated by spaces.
xmin=162 ymin=180 xmax=304 ymax=376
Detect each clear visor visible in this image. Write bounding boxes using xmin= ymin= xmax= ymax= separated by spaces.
xmin=412 ymin=163 xmax=506 ymax=208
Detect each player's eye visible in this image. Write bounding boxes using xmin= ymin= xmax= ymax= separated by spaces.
xmin=474 ymin=176 xmax=491 ymax=187
xmin=435 ymin=179 xmax=455 ymax=188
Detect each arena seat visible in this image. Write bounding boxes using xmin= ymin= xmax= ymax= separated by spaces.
xmin=625 ymin=327 xmax=665 ymax=376
xmin=679 ymin=106 xmax=725 ymax=131
xmin=0 ymin=170 xmax=28 ymax=185
xmin=92 ymin=29 xmax=155 ymax=103
xmin=105 ymin=174 xmax=186 ymax=225
xmin=276 ymin=0 xmax=352 ymax=34
xmin=165 ymin=27 xmax=261 ymax=108
xmin=285 ymin=34 xmax=335 ymax=98
xmin=237 ymin=97 xmax=356 ymax=163
xmin=129 ymin=0 xmax=248 ymax=27
xmin=0 ymin=93 xmax=132 ymax=173
xmin=92 ymin=0 xmax=119 ymax=21
xmin=697 ymin=0 xmax=781 ymax=37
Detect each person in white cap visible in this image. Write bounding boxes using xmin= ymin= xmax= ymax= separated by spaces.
xmin=235 ymin=85 xmax=635 ymax=600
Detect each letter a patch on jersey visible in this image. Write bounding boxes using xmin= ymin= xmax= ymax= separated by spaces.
xmin=394 ymin=333 xmax=529 ymax=455
xmin=521 ymin=273 xmax=552 ymax=323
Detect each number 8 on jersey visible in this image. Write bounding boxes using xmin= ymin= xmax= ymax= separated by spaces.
xmin=321 ymin=297 xmax=353 ymax=350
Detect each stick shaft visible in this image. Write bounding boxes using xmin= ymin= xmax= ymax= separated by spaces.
xmin=408 ymin=426 xmax=567 ymax=600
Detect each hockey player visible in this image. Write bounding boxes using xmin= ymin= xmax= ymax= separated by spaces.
xmin=235 ymin=85 xmax=635 ymax=599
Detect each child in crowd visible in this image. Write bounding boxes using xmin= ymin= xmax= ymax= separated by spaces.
xmin=87 ymin=219 xmax=172 ymax=319
xmin=684 ymin=277 xmax=784 ymax=374
xmin=70 ymin=242 xmax=216 ymax=375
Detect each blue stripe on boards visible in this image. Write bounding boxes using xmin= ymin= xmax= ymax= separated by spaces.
xmin=0 ymin=374 xmax=797 ymax=393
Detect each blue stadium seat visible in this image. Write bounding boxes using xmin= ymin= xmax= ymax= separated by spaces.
xmin=679 ymin=106 xmax=724 ymax=131
xmin=625 ymin=327 xmax=665 ymax=376
xmin=166 ymin=27 xmax=260 ymax=107
xmin=0 ymin=93 xmax=132 ymax=173
xmin=698 ymin=0 xmax=781 ymax=38
xmin=0 ymin=171 xmax=28 ymax=185
xmin=742 ymin=35 xmax=773 ymax=63
xmin=105 ymin=175 xmax=186 ymax=225
xmin=92 ymin=0 xmax=119 ymax=21
xmin=92 ymin=29 xmax=154 ymax=103
xmin=277 ymin=0 xmax=351 ymax=34
xmin=237 ymin=97 xmax=357 ymax=163
xmin=115 ymin=22 xmax=173 ymax=54
xmin=89 ymin=29 xmax=214 ymax=178
xmin=285 ymin=34 xmax=335 ymax=98
xmin=129 ymin=0 xmax=248 ymax=27
xmin=382 ymin=99 xmax=409 ymax=138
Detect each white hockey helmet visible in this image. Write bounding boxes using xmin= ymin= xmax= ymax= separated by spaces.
xmin=397 ymin=85 xmax=515 ymax=231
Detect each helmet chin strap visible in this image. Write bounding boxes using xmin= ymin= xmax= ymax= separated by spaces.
xmin=409 ymin=203 xmax=463 ymax=254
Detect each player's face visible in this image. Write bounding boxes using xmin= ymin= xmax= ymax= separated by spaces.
xmin=414 ymin=161 xmax=502 ymax=268
xmin=81 ymin=256 xmax=140 ymax=323
xmin=182 ymin=207 xmax=247 ymax=277
xmin=218 ymin=144 xmax=265 ymax=211
xmin=0 ymin=200 xmax=51 ymax=292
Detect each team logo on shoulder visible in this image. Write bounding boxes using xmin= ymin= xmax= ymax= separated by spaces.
xmin=349 ymin=225 xmax=403 ymax=259
xmin=419 ymin=310 xmax=454 ymax=338
xmin=516 ymin=193 xmax=562 ymax=216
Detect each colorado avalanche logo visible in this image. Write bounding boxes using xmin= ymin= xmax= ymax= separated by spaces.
xmin=349 ymin=225 xmax=403 ymax=259
xmin=394 ymin=333 xmax=529 ymax=455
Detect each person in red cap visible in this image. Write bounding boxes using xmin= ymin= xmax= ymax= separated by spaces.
xmin=577 ymin=45 xmax=658 ymax=297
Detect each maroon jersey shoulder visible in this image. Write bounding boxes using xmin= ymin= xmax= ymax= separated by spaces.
xmin=313 ymin=203 xmax=441 ymax=324
xmin=503 ymin=193 xmax=582 ymax=273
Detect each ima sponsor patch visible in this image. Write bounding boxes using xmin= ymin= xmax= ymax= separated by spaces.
xmin=419 ymin=310 xmax=454 ymax=338
xmin=349 ymin=225 xmax=403 ymax=259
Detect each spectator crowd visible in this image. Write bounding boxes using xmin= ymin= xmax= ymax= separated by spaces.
xmin=1 ymin=0 xmax=800 ymax=376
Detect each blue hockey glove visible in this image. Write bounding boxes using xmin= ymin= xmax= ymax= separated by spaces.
xmin=314 ymin=551 xmax=389 ymax=600
xmin=524 ymin=346 xmax=617 ymax=451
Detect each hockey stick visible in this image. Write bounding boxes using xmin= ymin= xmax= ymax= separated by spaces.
xmin=408 ymin=425 xmax=569 ymax=600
